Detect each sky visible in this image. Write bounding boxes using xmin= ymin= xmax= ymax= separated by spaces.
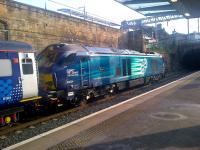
xmin=15 ymin=0 xmax=199 ymax=34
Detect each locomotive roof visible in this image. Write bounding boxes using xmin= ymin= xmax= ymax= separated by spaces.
xmin=84 ymin=46 xmax=144 ymax=55
xmin=55 ymin=43 xmax=161 ymax=57
xmin=0 ymin=40 xmax=33 ymax=51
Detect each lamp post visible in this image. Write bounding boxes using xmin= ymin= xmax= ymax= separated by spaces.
xmin=45 ymin=0 xmax=47 ymax=10
xmin=78 ymin=6 xmax=86 ymax=20
xmin=198 ymin=18 xmax=199 ymax=33
xmin=187 ymin=19 xmax=190 ymax=39
xmin=84 ymin=0 xmax=86 ymax=19
xmin=78 ymin=0 xmax=86 ymax=20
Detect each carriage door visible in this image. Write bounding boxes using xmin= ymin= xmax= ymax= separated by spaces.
xmin=80 ymin=57 xmax=90 ymax=87
xmin=18 ymin=53 xmax=38 ymax=99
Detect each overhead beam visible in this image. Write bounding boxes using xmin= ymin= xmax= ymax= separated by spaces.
xmin=122 ymin=0 xmax=168 ymax=5
xmin=144 ymin=11 xmax=179 ymax=17
xmin=169 ymin=0 xmax=190 ymax=18
xmin=136 ymin=4 xmax=174 ymax=11
xmin=121 ymin=15 xmax=184 ymax=29
xmin=141 ymin=15 xmax=184 ymax=24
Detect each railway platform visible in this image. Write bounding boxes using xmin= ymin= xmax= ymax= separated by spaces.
xmin=5 ymin=71 xmax=200 ymax=150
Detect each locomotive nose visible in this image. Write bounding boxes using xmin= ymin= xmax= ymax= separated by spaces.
xmin=39 ymin=73 xmax=56 ymax=91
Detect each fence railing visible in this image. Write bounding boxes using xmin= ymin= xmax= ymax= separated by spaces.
xmin=48 ymin=0 xmax=120 ymax=28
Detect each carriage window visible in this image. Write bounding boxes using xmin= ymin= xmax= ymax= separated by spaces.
xmin=22 ymin=58 xmax=33 ymax=75
xmin=0 ymin=59 xmax=12 ymax=77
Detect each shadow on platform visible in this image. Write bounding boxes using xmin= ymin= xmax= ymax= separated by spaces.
xmin=80 ymin=125 xmax=200 ymax=150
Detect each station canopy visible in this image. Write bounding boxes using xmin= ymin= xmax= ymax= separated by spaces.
xmin=116 ymin=0 xmax=200 ymax=18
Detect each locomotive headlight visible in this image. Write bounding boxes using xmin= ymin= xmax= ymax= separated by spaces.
xmin=68 ymin=92 xmax=74 ymax=96
xmin=67 ymin=84 xmax=74 ymax=90
xmin=5 ymin=116 xmax=11 ymax=124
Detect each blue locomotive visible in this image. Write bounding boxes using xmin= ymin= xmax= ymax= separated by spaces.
xmin=0 ymin=40 xmax=41 ymax=125
xmin=38 ymin=43 xmax=165 ymax=104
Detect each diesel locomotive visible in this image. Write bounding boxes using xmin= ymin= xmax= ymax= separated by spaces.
xmin=38 ymin=43 xmax=165 ymax=105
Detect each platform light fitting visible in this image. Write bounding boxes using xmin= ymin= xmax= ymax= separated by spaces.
xmin=184 ymin=13 xmax=190 ymax=17
xmin=171 ymin=0 xmax=178 ymax=2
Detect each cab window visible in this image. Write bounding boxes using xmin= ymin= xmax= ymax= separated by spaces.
xmin=0 ymin=59 xmax=12 ymax=77
xmin=60 ymin=53 xmax=76 ymax=66
xmin=38 ymin=45 xmax=61 ymax=68
xmin=22 ymin=58 xmax=33 ymax=75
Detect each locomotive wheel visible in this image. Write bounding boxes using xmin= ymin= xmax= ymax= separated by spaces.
xmin=144 ymin=77 xmax=151 ymax=85
xmin=108 ymin=84 xmax=118 ymax=96
xmin=70 ymin=96 xmax=83 ymax=107
xmin=86 ymin=91 xmax=95 ymax=101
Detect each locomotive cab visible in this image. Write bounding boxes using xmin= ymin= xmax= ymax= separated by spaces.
xmin=38 ymin=44 xmax=87 ymax=103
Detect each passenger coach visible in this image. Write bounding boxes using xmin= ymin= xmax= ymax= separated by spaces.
xmin=0 ymin=40 xmax=40 ymax=125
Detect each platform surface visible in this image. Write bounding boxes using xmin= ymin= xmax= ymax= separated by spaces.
xmin=7 ymin=71 xmax=200 ymax=150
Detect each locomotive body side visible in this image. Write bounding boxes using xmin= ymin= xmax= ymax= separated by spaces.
xmin=88 ymin=54 xmax=164 ymax=88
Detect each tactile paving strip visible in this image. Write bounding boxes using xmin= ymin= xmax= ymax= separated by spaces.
xmin=48 ymin=112 xmax=129 ymax=150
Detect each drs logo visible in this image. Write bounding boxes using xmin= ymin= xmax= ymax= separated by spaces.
xmin=67 ymin=69 xmax=79 ymax=77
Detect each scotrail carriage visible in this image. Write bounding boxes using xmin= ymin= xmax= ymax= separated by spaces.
xmin=38 ymin=43 xmax=165 ymax=105
xmin=0 ymin=40 xmax=40 ymax=125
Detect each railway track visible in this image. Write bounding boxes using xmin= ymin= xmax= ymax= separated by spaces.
xmin=0 ymin=70 xmax=192 ymax=149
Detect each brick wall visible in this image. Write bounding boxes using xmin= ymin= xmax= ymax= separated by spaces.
xmin=0 ymin=0 xmax=124 ymax=52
